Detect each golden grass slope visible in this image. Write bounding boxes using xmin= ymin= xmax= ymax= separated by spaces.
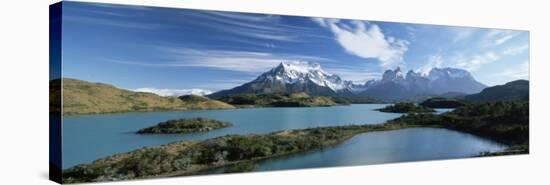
xmin=57 ymin=78 xmax=234 ymax=115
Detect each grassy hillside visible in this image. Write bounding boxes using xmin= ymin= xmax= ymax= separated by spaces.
xmin=58 ymin=78 xmax=234 ymax=115
xmin=178 ymin=95 xmax=234 ymax=110
xmin=465 ymin=80 xmax=529 ymax=102
xmin=219 ymin=92 xmax=337 ymax=107
xmin=388 ymin=101 xmax=529 ymax=146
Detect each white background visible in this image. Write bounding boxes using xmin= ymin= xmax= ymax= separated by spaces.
xmin=0 ymin=0 xmax=548 ymax=184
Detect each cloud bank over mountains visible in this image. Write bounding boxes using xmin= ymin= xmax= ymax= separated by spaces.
xmin=132 ymin=88 xmax=213 ymax=97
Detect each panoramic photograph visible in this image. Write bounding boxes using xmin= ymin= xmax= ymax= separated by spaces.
xmin=51 ymin=1 xmax=529 ymax=183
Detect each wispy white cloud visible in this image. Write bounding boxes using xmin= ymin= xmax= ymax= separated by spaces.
xmin=205 ymin=11 xmax=281 ymax=23
xmin=495 ymin=61 xmax=529 ymax=79
xmin=326 ymin=67 xmax=382 ymax=83
xmin=502 ymin=44 xmax=529 ymax=55
xmin=418 ymin=55 xmax=444 ymax=75
xmin=485 ymin=29 xmax=502 ymax=38
xmin=196 ymin=79 xmax=255 ymax=90
xmin=67 ymin=5 xmax=310 ymax=43
xmin=105 ymin=45 xmax=379 ymax=84
xmin=405 ymin=26 xmax=417 ymax=41
xmin=427 ymin=28 xmax=526 ymax=74
xmin=312 ymin=18 xmax=409 ymax=69
xmin=182 ymin=11 xmax=312 ymax=42
xmin=106 ymin=46 xmax=335 ymax=73
xmin=485 ymin=30 xmax=520 ymax=46
xmin=424 ymin=42 xmax=526 ymax=74
xmin=451 ymin=27 xmax=479 ymax=43
xmin=64 ymin=16 xmax=164 ymax=30
xmin=495 ymin=34 xmax=518 ymax=45
xmin=453 ymin=51 xmax=500 ymax=71
xmin=431 ymin=28 xmax=525 ymax=75
xmin=162 ymin=48 xmax=328 ymax=73
xmin=89 ymin=3 xmax=153 ymax=10
xmin=67 ymin=7 xmax=137 ymax=17
xmin=103 ymin=58 xmax=177 ymax=67
xmin=132 ymin=88 xmax=213 ymax=96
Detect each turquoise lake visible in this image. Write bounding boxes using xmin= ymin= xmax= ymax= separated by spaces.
xmin=62 ymin=104 xmax=504 ymax=170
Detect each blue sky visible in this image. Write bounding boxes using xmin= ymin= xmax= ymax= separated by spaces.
xmin=61 ymin=2 xmax=529 ymax=93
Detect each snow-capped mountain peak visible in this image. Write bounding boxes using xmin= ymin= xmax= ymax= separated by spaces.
xmin=406 ymin=70 xmax=422 ymax=78
xmin=275 ymin=61 xmax=323 ymax=74
xmin=260 ymin=61 xmax=351 ymax=91
xmin=428 ymin=67 xmax=473 ymax=81
xmin=381 ymin=67 xmax=405 ymax=83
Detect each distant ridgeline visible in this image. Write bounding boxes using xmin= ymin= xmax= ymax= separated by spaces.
xmin=52 ymin=64 xmax=529 ymax=115
xmin=418 ymin=79 xmax=529 ymax=108
xmin=218 ymin=92 xmax=337 ymax=108
xmin=53 ymin=78 xmax=234 ymax=115
xmin=464 ymin=80 xmax=529 ymax=102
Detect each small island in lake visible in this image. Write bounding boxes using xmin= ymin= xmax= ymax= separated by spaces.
xmin=419 ymin=97 xmax=468 ymax=108
xmin=137 ymin=117 xmax=232 ymax=134
xmin=377 ymin=102 xmax=435 ymax=113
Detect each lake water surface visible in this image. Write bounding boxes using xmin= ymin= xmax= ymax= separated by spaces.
xmin=249 ymin=128 xmax=505 ymax=172
xmin=62 ymin=104 xmax=501 ymax=170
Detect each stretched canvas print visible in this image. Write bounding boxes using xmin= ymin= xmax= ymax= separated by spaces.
xmin=50 ymin=1 xmax=530 ymax=184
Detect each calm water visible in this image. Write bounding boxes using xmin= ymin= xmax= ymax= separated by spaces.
xmin=61 ymin=104 xmax=486 ymax=170
xmin=247 ymin=128 xmax=505 ymax=172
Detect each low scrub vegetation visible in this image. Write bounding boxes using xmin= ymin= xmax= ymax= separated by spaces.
xmin=420 ymin=97 xmax=468 ymax=108
xmin=219 ymin=92 xmax=337 ymax=107
xmin=377 ymin=102 xmax=435 ymax=113
xmin=388 ymin=101 xmax=529 ymax=146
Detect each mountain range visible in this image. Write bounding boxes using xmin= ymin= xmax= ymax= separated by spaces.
xmin=53 ymin=67 xmax=528 ymax=115
xmin=209 ymin=62 xmax=487 ymax=101
xmin=358 ymin=67 xmax=486 ymax=101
